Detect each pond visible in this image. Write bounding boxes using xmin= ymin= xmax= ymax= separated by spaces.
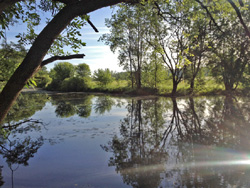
xmin=0 ymin=93 xmax=250 ymax=188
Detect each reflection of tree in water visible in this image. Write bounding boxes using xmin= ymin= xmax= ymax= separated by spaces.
xmin=52 ymin=95 xmax=119 ymax=117
xmin=52 ymin=94 xmax=93 ymax=118
xmin=103 ymin=96 xmax=250 ymax=187
xmin=102 ymin=98 xmax=168 ymax=188
xmin=164 ymin=96 xmax=250 ymax=187
xmin=3 ymin=93 xmax=48 ymax=124
xmin=0 ymin=119 xmax=45 ymax=187
xmin=94 ymin=96 xmax=115 ymax=115
xmin=55 ymin=101 xmax=76 ymax=117
xmin=204 ymin=96 xmax=250 ymax=149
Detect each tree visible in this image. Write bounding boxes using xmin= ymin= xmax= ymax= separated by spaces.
xmin=48 ymin=62 xmax=74 ymax=90
xmin=75 ymin=63 xmax=91 ymax=78
xmin=142 ymin=52 xmax=166 ymax=89
xmin=0 ymin=0 xmax=138 ymax=124
xmin=208 ymin=1 xmax=250 ymax=91
xmin=34 ymin=66 xmax=52 ymax=88
xmin=51 ymin=62 xmax=74 ymax=81
xmin=101 ymin=3 xmax=150 ymax=89
xmin=93 ymin=68 xmax=114 ymax=86
xmin=0 ymin=42 xmax=26 ymax=82
xmin=183 ymin=5 xmax=211 ymax=94
xmin=148 ymin=0 xmax=191 ymax=96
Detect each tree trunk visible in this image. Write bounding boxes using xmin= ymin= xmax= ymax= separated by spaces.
xmin=128 ymin=51 xmax=134 ymax=89
xmin=171 ymin=78 xmax=178 ymax=96
xmin=0 ymin=0 xmax=128 ymax=124
xmin=189 ymin=78 xmax=195 ymax=94
xmin=137 ymin=69 xmax=141 ymax=89
xmin=224 ymin=82 xmax=234 ymax=92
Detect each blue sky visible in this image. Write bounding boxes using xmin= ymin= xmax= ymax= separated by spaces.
xmin=3 ymin=6 xmax=122 ymax=73
xmin=69 ymin=7 xmax=122 ymax=73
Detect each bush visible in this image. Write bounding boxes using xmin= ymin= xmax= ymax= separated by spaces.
xmin=61 ymin=77 xmax=90 ymax=92
xmin=93 ymin=68 xmax=114 ymax=86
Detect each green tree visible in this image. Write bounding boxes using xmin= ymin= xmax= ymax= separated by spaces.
xmin=75 ymin=63 xmax=91 ymax=78
xmin=93 ymin=68 xmax=114 ymax=86
xmin=207 ymin=2 xmax=250 ymax=92
xmin=48 ymin=62 xmax=74 ymax=90
xmin=101 ymin=3 xmax=151 ymax=89
xmin=0 ymin=42 xmax=26 ymax=83
xmin=51 ymin=62 xmax=74 ymax=81
xmin=182 ymin=4 xmax=211 ymax=94
xmin=142 ymin=52 xmax=167 ymax=89
xmin=34 ymin=66 xmax=52 ymax=88
xmin=61 ymin=77 xmax=89 ymax=91
xmin=148 ymin=0 xmax=190 ymax=96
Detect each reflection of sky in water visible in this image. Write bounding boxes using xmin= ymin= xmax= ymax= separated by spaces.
xmin=1 ymin=95 xmax=250 ymax=187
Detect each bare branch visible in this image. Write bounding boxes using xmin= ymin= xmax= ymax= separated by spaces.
xmin=87 ymin=19 xmax=99 ymax=33
xmin=41 ymin=53 xmax=85 ymax=67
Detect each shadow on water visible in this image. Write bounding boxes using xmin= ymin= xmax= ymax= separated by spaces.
xmin=102 ymin=96 xmax=250 ymax=187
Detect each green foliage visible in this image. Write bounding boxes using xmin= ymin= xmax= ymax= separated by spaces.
xmin=100 ymin=3 xmax=153 ymax=89
xmin=93 ymin=68 xmax=114 ymax=86
xmin=112 ymin=71 xmax=129 ymax=81
xmin=47 ymin=62 xmax=74 ymax=90
xmin=3 ymin=93 xmax=48 ymax=124
xmin=34 ymin=67 xmax=52 ymax=88
xmin=47 ymin=62 xmax=92 ymax=91
xmin=0 ymin=42 xmax=26 ymax=82
xmin=51 ymin=62 xmax=75 ymax=81
xmin=75 ymin=63 xmax=91 ymax=78
xmin=61 ymin=77 xmax=90 ymax=92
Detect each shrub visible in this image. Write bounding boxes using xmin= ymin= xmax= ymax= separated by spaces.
xmin=61 ymin=77 xmax=90 ymax=92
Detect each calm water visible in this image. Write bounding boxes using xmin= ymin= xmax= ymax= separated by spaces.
xmin=1 ymin=93 xmax=250 ymax=188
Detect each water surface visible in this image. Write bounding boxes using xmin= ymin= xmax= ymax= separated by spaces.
xmin=0 ymin=93 xmax=250 ymax=187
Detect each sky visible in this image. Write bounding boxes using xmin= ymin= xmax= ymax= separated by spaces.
xmin=3 ymin=6 xmax=123 ymax=73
